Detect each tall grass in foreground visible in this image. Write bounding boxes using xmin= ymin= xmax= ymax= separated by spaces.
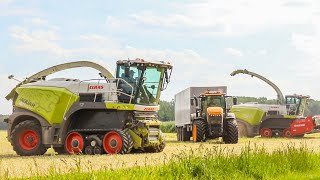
xmin=20 ymin=143 xmax=320 ymax=180
xmin=160 ymin=121 xmax=175 ymax=133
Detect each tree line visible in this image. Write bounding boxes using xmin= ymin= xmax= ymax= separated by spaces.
xmin=157 ymin=97 xmax=320 ymax=121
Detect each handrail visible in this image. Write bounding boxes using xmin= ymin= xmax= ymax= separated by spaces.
xmin=77 ymin=78 xmax=134 ymax=104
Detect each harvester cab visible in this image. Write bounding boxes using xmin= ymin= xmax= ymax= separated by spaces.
xmin=285 ymin=95 xmax=310 ymax=116
xmin=6 ymin=59 xmax=172 ymax=156
xmin=116 ymin=59 xmax=172 ymax=105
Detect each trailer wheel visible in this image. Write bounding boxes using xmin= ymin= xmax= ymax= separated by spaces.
xmin=192 ymin=120 xmax=206 ymax=142
xmin=283 ymin=129 xmax=292 ymax=138
xmin=103 ymin=130 xmax=133 ymax=154
xmin=182 ymin=127 xmax=191 ymax=141
xmin=65 ymin=132 xmax=84 ymax=154
xmin=260 ymin=128 xmax=272 ymax=138
xmin=176 ymin=127 xmax=182 ymax=141
xmin=11 ymin=120 xmax=47 ymax=156
xmin=177 ymin=127 xmax=191 ymax=141
xmin=223 ymin=119 xmax=238 ymax=144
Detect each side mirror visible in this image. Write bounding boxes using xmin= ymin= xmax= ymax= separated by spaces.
xmin=233 ymin=97 xmax=238 ymax=105
xmin=190 ymin=98 xmax=194 ymax=106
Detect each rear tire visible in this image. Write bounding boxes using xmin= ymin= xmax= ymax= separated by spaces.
xmin=192 ymin=120 xmax=206 ymax=142
xmin=11 ymin=120 xmax=47 ymax=156
xmin=223 ymin=119 xmax=238 ymax=144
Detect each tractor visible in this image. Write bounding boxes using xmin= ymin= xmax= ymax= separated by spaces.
xmin=175 ymin=87 xmax=238 ymax=144
xmin=5 ymin=59 xmax=172 ymax=156
xmin=230 ymin=69 xmax=320 ymax=138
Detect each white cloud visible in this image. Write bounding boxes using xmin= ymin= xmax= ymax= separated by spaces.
xmin=224 ymin=48 xmax=244 ymax=57
xmin=30 ymin=18 xmax=48 ymax=26
xmin=28 ymin=18 xmax=60 ymax=30
xmin=257 ymin=49 xmax=267 ymax=56
xmin=10 ymin=26 xmax=68 ymax=56
xmin=106 ymin=16 xmax=135 ymax=29
xmin=106 ymin=0 xmax=319 ymax=37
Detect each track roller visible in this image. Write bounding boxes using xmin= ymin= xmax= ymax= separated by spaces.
xmin=260 ymin=128 xmax=272 ymax=138
xmin=102 ymin=130 xmax=133 ymax=154
xmin=283 ymin=129 xmax=292 ymax=138
xmin=65 ymin=132 xmax=84 ymax=154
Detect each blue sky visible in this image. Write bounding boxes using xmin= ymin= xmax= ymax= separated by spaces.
xmin=1 ymin=0 xmax=320 ymax=114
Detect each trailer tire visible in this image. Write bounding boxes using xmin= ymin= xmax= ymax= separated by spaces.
xmin=176 ymin=127 xmax=182 ymax=141
xmin=192 ymin=120 xmax=206 ymax=142
xmin=182 ymin=127 xmax=191 ymax=141
xmin=177 ymin=127 xmax=191 ymax=141
xmin=223 ymin=119 xmax=238 ymax=144
xmin=11 ymin=120 xmax=47 ymax=156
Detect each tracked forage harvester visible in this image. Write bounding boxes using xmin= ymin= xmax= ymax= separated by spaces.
xmin=5 ymin=59 xmax=172 ymax=156
xmin=230 ymin=69 xmax=318 ymax=138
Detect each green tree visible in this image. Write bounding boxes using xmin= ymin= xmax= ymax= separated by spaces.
xmin=158 ymin=99 xmax=174 ymax=121
xmin=305 ymin=99 xmax=320 ymax=116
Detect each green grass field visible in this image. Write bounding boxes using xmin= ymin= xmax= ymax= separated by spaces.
xmin=1 ymin=130 xmax=320 ymax=179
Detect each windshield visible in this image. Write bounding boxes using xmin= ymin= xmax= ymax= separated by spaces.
xmin=201 ymin=95 xmax=225 ymax=113
xmin=116 ymin=65 xmax=165 ymax=105
xmin=286 ymin=96 xmax=302 ymax=115
xmin=297 ymin=98 xmax=307 ymax=116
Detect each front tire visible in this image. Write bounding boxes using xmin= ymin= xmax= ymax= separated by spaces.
xmin=223 ymin=119 xmax=238 ymax=144
xmin=192 ymin=120 xmax=206 ymax=142
xmin=11 ymin=120 xmax=47 ymax=156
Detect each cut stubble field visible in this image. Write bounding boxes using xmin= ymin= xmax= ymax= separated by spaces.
xmin=1 ymin=131 xmax=320 ymax=179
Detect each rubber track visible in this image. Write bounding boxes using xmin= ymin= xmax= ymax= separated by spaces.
xmin=11 ymin=120 xmax=47 ymax=156
xmin=194 ymin=120 xmax=206 ymax=142
xmin=223 ymin=120 xmax=238 ymax=144
xmin=68 ymin=128 xmax=133 ymax=154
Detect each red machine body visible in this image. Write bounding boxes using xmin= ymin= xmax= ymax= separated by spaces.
xmin=283 ymin=116 xmax=320 ymax=138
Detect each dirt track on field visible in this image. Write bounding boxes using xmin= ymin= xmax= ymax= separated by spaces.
xmin=1 ymin=132 xmax=320 ymax=178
